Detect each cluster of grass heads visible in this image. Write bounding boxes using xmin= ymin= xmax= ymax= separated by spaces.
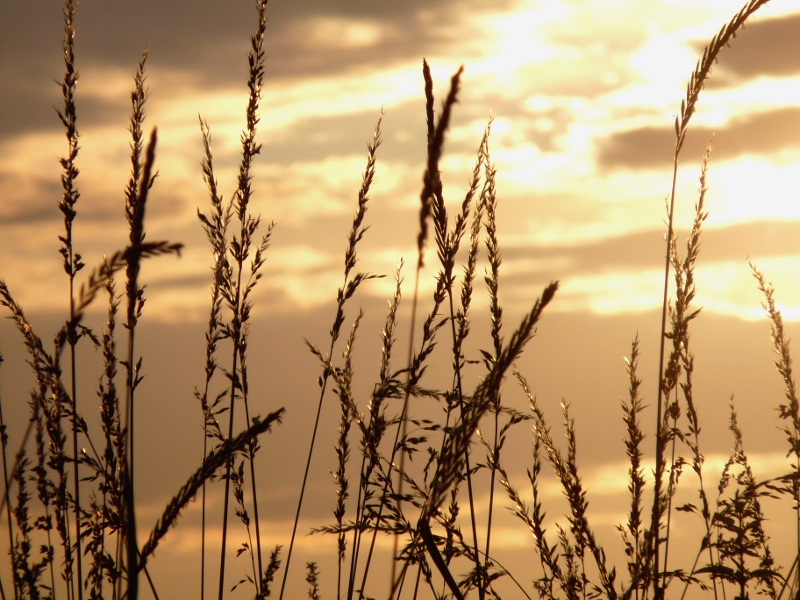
xmin=1 ymin=0 xmax=800 ymax=598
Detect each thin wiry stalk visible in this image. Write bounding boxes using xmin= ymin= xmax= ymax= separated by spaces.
xmin=529 ymin=394 xmax=617 ymax=600
xmin=361 ymin=314 xmax=423 ymax=592
xmin=0 ymin=356 xmax=20 ymax=600
xmin=0 ymin=284 xmax=75 ymax=600
xmin=12 ymin=453 xmax=40 ymax=600
xmin=32 ymin=394 xmax=57 ymax=600
xmin=390 ymin=60 xmax=464 ymax=598
xmin=237 ymin=222 xmax=274 ymax=597
xmin=281 ymin=113 xmax=383 ymax=600
xmin=435 ymin=109 xmax=492 ymax=600
xmin=345 ymin=263 xmax=402 ymax=600
xmin=217 ymin=2 xmax=268 ymax=596
xmin=55 ymin=1 xmax=84 ymax=595
xmin=474 ymin=409 xmax=527 ymax=594
xmin=121 ymin=45 xmax=149 ymax=483
xmin=92 ymin=277 xmax=122 ymax=600
xmin=196 ymin=115 xmax=231 ymax=600
xmin=119 ymin=49 xmax=150 ymax=600
xmin=565 ymin=402 xmax=617 ymax=599
xmin=777 ymin=555 xmax=800 ymax=600
xmin=652 ymin=3 xmax=771 ymax=598
xmin=332 ymin=312 xmax=361 ymax=599
xmin=480 ymin=141 xmax=503 ymax=597
xmin=429 ymin=134 xmax=486 ymax=597
xmin=305 ymin=562 xmax=321 ymax=600
xmin=618 ymin=337 xmax=648 ymax=600
xmin=498 ymin=458 xmax=556 ymax=599
xmin=507 ymin=371 xmax=565 ymax=599
xmin=304 ymin=320 xmax=364 ymax=597
xmin=659 ymin=138 xmax=709 ymax=592
xmin=750 ymin=261 xmax=800 ymax=584
xmin=366 ymin=250 xmax=445 ymax=596
xmin=231 ymin=460 xmax=258 ymax=591
xmin=412 ymin=282 xmax=557 ymax=599
xmin=675 ymin=141 xmax=717 ymax=600
xmin=122 ymin=127 xmax=160 ymax=600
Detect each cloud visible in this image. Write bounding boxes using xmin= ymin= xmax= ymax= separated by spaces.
xmin=0 ymin=171 xmax=64 ymax=224
xmin=698 ymin=13 xmax=800 ymax=85
xmin=5 ymin=0 xmax=800 ymax=326
xmin=504 ymin=219 xmax=800 ymax=273
xmin=597 ymin=107 xmax=800 ymax=169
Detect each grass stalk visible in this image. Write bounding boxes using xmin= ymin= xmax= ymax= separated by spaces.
xmin=280 ymin=113 xmax=383 ymax=600
xmin=95 ymin=277 xmax=121 ymax=600
xmin=55 ymin=1 xmax=84 ymax=595
xmin=479 ymin=138 xmax=503 ymax=597
xmin=122 ymin=127 xmax=160 ymax=600
xmin=0 ymin=358 xmax=20 ymax=600
xmin=344 ymin=261 xmax=403 ymax=600
xmin=118 ymin=47 xmax=150 ymax=600
xmin=674 ymin=141 xmax=717 ymax=600
xmin=434 ymin=104 xmax=492 ymax=600
xmin=332 ymin=312 xmax=361 ymax=599
xmin=619 ymin=338 xmax=647 ymax=600
xmin=216 ymin=2 xmax=268 ymax=596
xmin=196 ymin=115 xmax=231 ymax=600
xmin=652 ymin=3 xmax=772 ymax=597
xmin=658 ymin=138 xmax=710 ymax=594
xmin=416 ymin=281 xmax=557 ymax=598
xmin=389 ymin=60 xmax=465 ymax=598
xmin=750 ymin=261 xmax=800 ymax=593
xmin=32 ymin=395 xmax=57 ymax=600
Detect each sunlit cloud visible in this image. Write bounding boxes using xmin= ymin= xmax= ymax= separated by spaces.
xmin=305 ymin=17 xmax=387 ymax=50
xmin=5 ymin=0 xmax=800 ymax=326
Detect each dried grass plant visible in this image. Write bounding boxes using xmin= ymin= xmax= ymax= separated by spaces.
xmin=1 ymin=0 xmax=799 ymax=598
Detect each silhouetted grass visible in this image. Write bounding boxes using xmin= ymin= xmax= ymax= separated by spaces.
xmin=0 ymin=0 xmax=799 ymax=599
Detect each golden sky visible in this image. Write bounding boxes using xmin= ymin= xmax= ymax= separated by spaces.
xmin=3 ymin=0 xmax=800 ymax=320
xmin=3 ymin=0 xmax=800 ymax=597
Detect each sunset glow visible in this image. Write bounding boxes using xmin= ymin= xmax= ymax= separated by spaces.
xmin=3 ymin=1 xmax=800 ymax=598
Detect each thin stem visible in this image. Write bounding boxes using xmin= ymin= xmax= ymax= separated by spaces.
xmin=388 ymin=60 xmax=465 ymax=599
xmin=389 ymin=267 xmax=422 ymax=597
xmin=652 ymin=159 xmax=677 ymax=600
xmin=123 ymin=128 xmax=158 ymax=600
xmin=216 ymin=3 xmax=267 ymax=595
xmin=651 ymin=3 xmax=773 ymax=597
xmin=279 ymin=373 xmax=328 ymax=598
xmin=216 ymin=221 xmax=245 ymax=600
xmin=0 ymin=364 xmax=20 ymax=600
xmin=56 ymin=0 xmax=84 ymax=594
xmin=197 ymin=114 xmax=230 ymax=600
xmin=437 ymin=119 xmax=491 ymax=597
xmin=480 ymin=147 xmax=502 ymax=597
xmin=346 ymin=263 xmax=402 ymax=600
xmin=281 ymin=113 xmax=382 ymax=600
